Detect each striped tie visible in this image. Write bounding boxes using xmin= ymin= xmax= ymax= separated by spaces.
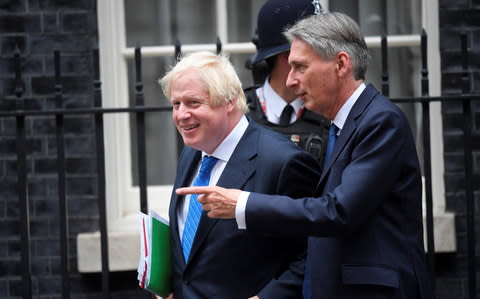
xmin=182 ymin=156 xmax=218 ymax=261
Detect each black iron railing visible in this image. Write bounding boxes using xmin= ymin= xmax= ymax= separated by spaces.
xmin=1 ymin=30 xmax=478 ymax=299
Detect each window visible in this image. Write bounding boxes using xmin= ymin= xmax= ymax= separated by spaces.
xmin=77 ymin=0 xmax=454 ymax=273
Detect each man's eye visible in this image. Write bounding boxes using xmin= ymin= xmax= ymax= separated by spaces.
xmin=290 ymin=65 xmax=301 ymax=73
xmin=189 ymin=100 xmax=201 ymax=106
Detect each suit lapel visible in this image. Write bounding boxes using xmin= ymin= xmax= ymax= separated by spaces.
xmin=187 ymin=122 xmax=258 ymax=262
xmin=318 ymin=84 xmax=379 ymax=184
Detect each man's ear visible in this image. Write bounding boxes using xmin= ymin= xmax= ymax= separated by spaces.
xmin=226 ymin=98 xmax=236 ymax=112
xmin=278 ymin=52 xmax=290 ymax=66
xmin=336 ymin=51 xmax=352 ymax=77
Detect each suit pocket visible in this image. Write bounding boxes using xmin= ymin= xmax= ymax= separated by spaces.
xmin=341 ymin=264 xmax=399 ymax=288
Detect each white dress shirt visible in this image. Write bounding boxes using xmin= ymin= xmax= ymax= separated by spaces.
xmin=258 ymin=78 xmax=303 ymax=124
xmin=236 ymin=83 xmax=367 ymax=229
xmin=178 ymin=115 xmax=249 ymax=240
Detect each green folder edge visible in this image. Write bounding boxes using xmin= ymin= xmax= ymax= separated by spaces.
xmin=147 ymin=215 xmax=173 ymax=297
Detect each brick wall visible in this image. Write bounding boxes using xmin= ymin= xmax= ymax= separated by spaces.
xmin=438 ymin=0 xmax=480 ymax=298
xmin=0 ymin=0 xmax=147 ymax=297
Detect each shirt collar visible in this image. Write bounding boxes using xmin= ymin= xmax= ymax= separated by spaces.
xmin=202 ymin=115 xmax=248 ymax=163
xmin=332 ymin=83 xmax=366 ymax=133
xmin=263 ymin=77 xmax=303 ymax=119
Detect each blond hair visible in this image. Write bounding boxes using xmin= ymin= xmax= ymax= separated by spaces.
xmin=159 ymin=51 xmax=248 ymax=113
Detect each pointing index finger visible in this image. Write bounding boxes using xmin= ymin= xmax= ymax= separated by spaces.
xmin=175 ymin=186 xmax=213 ymax=195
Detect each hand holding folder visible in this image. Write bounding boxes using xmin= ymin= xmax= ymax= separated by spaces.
xmin=137 ymin=211 xmax=173 ymax=297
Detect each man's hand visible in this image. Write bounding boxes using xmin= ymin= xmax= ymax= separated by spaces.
xmin=175 ymin=186 xmax=241 ymax=219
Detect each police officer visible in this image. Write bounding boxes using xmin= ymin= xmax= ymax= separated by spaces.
xmin=245 ymin=0 xmax=330 ymax=167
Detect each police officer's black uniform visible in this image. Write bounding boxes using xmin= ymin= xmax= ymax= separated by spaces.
xmin=245 ymin=0 xmax=329 ymax=168
xmin=245 ymin=86 xmax=329 ymax=167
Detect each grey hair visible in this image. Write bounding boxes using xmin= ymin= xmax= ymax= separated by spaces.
xmin=284 ymin=12 xmax=370 ymax=80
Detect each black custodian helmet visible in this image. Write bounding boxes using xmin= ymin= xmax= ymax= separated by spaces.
xmin=248 ymin=0 xmax=324 ymax=67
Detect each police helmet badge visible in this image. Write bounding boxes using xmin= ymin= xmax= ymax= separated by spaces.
xmin=312 ymin=0 xmax=324 ymax=15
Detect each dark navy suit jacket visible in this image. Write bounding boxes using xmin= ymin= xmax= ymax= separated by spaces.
xmin=246 ymin=85 xmax=432 ymax=299
xmin=169 ymin=120 xmax=321 ymax=299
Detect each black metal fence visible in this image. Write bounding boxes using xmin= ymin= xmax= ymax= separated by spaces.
xmin=1 ymin=30 xmax=478 ymax=299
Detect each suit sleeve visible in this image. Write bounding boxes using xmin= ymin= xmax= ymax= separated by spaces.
xmin=246 ymin=107 xmax=417 ymax=237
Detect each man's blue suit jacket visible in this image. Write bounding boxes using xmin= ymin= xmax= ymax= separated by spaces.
xmin=246 ymin=85 xmax=432 ymax=299
xmin=169 ymin=120 xmax=321 ymax=299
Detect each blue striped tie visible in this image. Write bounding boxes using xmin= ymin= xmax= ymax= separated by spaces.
xmin=303 ymin=124 xmax=338 ymax=298
xmin=182 ymin=156 xmax=218 ymax=261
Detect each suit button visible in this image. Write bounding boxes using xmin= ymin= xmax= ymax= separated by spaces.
xmin=184 ymin=280 xmax=190 ymax=285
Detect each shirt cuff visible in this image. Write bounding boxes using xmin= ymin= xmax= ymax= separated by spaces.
xmin=235 ymin=191 xmax=250 ymax=229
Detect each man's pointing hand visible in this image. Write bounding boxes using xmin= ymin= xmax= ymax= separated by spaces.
xmin=175 ymin=186 xmax=241 ymax=219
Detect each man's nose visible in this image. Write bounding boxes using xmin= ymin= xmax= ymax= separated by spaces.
xmin=176 ymin=103 xmax=191 ymax=119
xmin=286 ymin=70 xmax=297 ymax=89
